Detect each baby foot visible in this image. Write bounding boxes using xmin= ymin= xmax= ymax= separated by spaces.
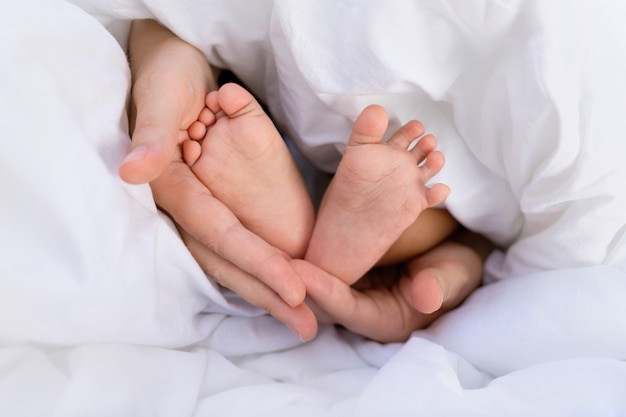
xmin=184 ymin=83 xmax=314 ymax=258
xmin=305 ymin=104 xmax=449 ymax=284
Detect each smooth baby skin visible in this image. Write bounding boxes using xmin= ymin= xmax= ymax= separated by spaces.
xmin=184 ymin=83 xmax=315 ymax=259
xmin=305 ymin=104 xmax=449 ymax=284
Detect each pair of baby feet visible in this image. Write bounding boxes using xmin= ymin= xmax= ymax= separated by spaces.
xmin=183 ymin=82 xmax=451 ymax=311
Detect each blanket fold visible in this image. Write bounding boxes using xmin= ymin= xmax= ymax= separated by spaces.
xmin=2 ymin=0 xmax=625 ymax=415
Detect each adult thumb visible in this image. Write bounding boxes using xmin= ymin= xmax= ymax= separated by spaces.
xmin=119 ymin=98 xmax=181 ymax=184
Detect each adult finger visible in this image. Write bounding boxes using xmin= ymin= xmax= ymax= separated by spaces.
xmin=182 ymin=232 xmax=318 ymax=342
xmin=293 ymin=260 xmax=430 ymax=342
xmin=151 ymin=162 xmax=307 ymax=308
xmin=119 ymin=81 xmax=189 ymax=184
xmin=405 ymin=239 xmax=488 ymax=314
xmin=119 ymin=19 xmax=212 ymax=184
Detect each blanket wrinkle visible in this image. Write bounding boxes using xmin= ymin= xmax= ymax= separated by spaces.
xmin=2 ymin=0 xmax=626 ymax=416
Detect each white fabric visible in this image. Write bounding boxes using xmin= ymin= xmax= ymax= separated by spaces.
xmin=2 ymin=0 xmax=626 ymax=416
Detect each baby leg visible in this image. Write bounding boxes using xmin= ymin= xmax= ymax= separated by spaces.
xmin=185 ymin=83 xmax=314 ymax=258
xmin=305 ymin=104 xmax=449 ymax=284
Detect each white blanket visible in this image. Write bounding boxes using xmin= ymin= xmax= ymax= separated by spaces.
xmin=2 ymin=0 xmax=626 ymax=416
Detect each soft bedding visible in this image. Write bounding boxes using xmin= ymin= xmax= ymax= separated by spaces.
xmin=2 ymin=0 xmax=626 ymax=416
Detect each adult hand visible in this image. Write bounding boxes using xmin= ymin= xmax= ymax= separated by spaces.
xmin=295 ymin=232 xmax=491 ymax=343
xmin=119 ymin=19 xmax=214 ymax=184
xmin=151 ymin=162 xmax=317 ymax=341
xmin=119 ymin=20 xmax=317 ymax=341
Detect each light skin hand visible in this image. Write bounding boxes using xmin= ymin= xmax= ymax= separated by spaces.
xmin=120 ymin=19 xmax=317 ymax=341
xmin=295 ymin=231 xmax=491 ymax=343
xmin=120 ymin=20 xmax=483 ymax=344
xmin=151 ymin=162 xmax=317 ymax=341
xmin=119 ymin=19 xmax=216 ymax=184
xmin=294 ymin=259 xmax=431 ymax=342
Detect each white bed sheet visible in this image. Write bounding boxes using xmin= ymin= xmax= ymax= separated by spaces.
xmin=2 ymin=0 xmax=626 ymax=416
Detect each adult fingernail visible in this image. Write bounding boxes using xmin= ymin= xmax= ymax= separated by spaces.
xmin=123 ymin=145 xmax=149 ymax=164
xmin=296 ymin=330 xmax=313 ymax=343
